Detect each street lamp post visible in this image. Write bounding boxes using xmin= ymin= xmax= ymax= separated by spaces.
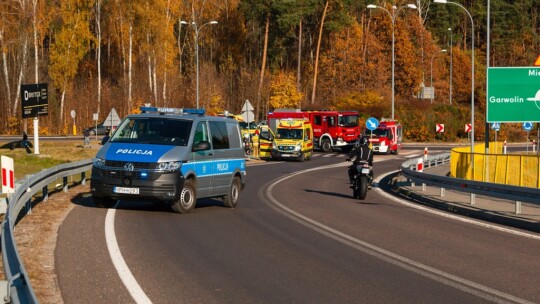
xmin=448 ymin=28 xmax=453 ymax=105
xmin=367 ymin=3 xmax=417 ymax=120
xmin=181 ymin=20 xmax=218 ymax=109
xmin=434 ymin=0 xmax=475 ymax=157
xmin=430 ymin=49 xmax=447 ymax=104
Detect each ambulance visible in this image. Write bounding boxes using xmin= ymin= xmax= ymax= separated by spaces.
xmin=258 ymin=118 xmax=314 ymax=161
xmin=90 ymin=107 xmax=246 ymax=214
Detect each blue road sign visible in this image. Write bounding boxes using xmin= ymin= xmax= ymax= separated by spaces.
xmin=491 ymin=122 xmax=500 ymax=131
xmin=366 ymin=117 xmax=379 ymax=131
xmin=523 ymin=122 xmax=534 ymax=131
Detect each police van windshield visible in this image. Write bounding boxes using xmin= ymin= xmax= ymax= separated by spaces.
xmin=338 ymin=115 xmax=358 ymax=127
xmin=110 ymin=118 xmax=192 ymax=146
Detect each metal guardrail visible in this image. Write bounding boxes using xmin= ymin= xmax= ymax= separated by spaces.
xmin=401 ymin=153 xmax=540 ymax=205
xmin=1 ymin=159 xmax=93 ymax=304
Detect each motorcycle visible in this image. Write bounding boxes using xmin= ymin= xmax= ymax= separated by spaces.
xmin=350 ymin=160 xmax=372 ymax=200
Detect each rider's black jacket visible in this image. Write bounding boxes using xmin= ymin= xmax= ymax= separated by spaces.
xmin=348 ymin=144 xmax=373 ymax=166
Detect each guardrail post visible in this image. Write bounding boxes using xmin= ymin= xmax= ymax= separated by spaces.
xmin=42 ymin=186 xmax=48 ymax=202
xmin=515 ymin=201 xmax=522 ymax=214
xmin=440 ymin=188 xmax=445 ymax=197
xmin=26 ymin=199 xmax=32 ymax=215
xmin=470 ymin=193 xmax=475 ymax=205
xmin=63 ymin=176 xmax=68 ymax=193
xmin=422 ymin=183 xmax=426 ymax=191
xmin=81 ymin=172 xmax=87 ymax=186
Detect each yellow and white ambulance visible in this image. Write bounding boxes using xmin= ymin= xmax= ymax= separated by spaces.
xmin=258 ymin=118 xmax=314 ymax=161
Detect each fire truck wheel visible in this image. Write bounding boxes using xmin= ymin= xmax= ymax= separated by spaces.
xmin=321 ymin=138 xmax=332 ymax=153
xmin=394 ymin=148 xmax=399 ymax=155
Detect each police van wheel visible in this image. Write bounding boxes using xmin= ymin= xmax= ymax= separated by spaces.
xmin=223 ymin=177 xmax=241 ymax=208
xmin=93 ymin=196 xmax=117 ymax=208
xmin=298 ymin=152 xmax=305 ymax=162
xmin=172 ymin=179 xmax=196 ymax=214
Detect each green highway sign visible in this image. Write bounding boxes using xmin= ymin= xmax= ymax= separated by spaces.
xmin=487 ymin=67 xmax=540 ymax=122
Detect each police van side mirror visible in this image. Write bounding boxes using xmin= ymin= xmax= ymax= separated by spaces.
xmin=193 ymin=140 xmax=211 ymax=151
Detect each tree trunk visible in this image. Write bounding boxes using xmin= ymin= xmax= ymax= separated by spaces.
xmin=256 ymin=15 xmax=270 ymax=122
xmin=311 ymin=1 xmax=329 ymax=105
xmin=96 ymin=0 xmax=102 ymax=116
xmin=32 ymin=0 xmax=39 ymax=83
xmin=297 ymin=18 xmax=302 ymax=104
xmin=1 ymin=29 xmax=12 ymax=116
xmin=13 ymin=36 xmax=29 ymax=117
xmin=128 ymin=23 xmax=133 ymax=112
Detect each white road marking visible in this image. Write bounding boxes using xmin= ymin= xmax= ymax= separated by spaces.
xmin=261 ymin=164 xmax=535 ymax=304
xmin=106 ymin=208 xmax=153 ymax=304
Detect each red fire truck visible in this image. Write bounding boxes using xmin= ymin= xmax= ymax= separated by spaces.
xmin=267 ymin=109 xmax=360 ymax=152
xmin=363 ymin=119 xmax=402 ymax=154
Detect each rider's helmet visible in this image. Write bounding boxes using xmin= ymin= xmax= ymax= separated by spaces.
xmin=359 ymin=136 xmax=369 ymax=146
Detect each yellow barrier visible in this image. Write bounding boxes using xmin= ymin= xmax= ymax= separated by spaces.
xmin=450 ymin=142 xmax=540 ymax=188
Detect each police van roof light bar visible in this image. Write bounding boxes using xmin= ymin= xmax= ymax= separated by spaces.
xmin=140 ymin=107 xmax=205 ymax=115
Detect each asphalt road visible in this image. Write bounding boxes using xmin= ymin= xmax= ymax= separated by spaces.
xmin=55 ymin=150 xmax=540 ymax=304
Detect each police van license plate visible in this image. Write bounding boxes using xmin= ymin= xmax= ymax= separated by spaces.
xmin=114 ymin=187 xmax=140 ymax=194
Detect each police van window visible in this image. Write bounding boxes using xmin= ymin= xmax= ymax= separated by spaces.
xmin=194 ymin=121 xmax=209 ymax=147
xmin=226 ymin=122 xmax=242 ymax=148
xmin=158 ymin=119 xmax=191 ymax=146
xmin=209 ymin=121 xmax=230 ymax=149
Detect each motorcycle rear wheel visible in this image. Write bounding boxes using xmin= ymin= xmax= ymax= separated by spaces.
xmin=358 ymin=176 xmax=368 ymax=200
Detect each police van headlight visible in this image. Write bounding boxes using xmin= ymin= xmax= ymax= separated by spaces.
xmin=294 ymin=144 xmax=301 ymax=152
xmin=157 ymin=161 xmax=181 ymax=172
xmin=93 ymin=157 xmax=105 ymax=167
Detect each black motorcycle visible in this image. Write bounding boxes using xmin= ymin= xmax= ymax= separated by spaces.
xmin=350 ymin=160 xmax=372 ymax=200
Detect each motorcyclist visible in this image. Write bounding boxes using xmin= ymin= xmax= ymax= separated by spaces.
xmin=346 ymin=136 xmax=374 ymax=187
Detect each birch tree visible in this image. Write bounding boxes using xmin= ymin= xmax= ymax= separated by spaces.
xmin=49 ymin=0 xmax=95 ymax=129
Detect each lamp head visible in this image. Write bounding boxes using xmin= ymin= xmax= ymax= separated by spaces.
xmin=441 ymin=49 xmax=447 ymax=53
xmin=180 ymin=21 xmax=188 ymax=25
xmin=210 ymin=21 xmax=218 ymax=25
xmin=407 ymin=4 xmax=418 ymax=9
xmin=433 ymin=0 xmax=448 ymax=3
xmin=367 ymin=4 xmax=377 ymax=9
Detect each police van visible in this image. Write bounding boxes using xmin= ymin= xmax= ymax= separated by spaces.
xmin=90 ymin=107 xmax=246 ymax=213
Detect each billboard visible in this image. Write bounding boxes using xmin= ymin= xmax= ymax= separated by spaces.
xmin=21 ymin=83 xmax=48 ymax=118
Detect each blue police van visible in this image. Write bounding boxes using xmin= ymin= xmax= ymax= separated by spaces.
xmin=90 ymin=107 xmax=246 ymax=213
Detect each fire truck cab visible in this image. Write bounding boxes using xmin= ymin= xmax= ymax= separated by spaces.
xmin=363 ymin=119 xmax=402 ymax=154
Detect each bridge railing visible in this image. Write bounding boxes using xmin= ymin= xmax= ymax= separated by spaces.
xmin=1 ymin=159 xmax=93 ymax=304
xmin=401 ymin=153 xmax=540 ymax=206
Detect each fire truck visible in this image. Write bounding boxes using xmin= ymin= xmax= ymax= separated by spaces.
xmin=363 ymin=119 xmax=402 ymax=154
xmin=267 ymin=109 xmax=360 ymax=152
